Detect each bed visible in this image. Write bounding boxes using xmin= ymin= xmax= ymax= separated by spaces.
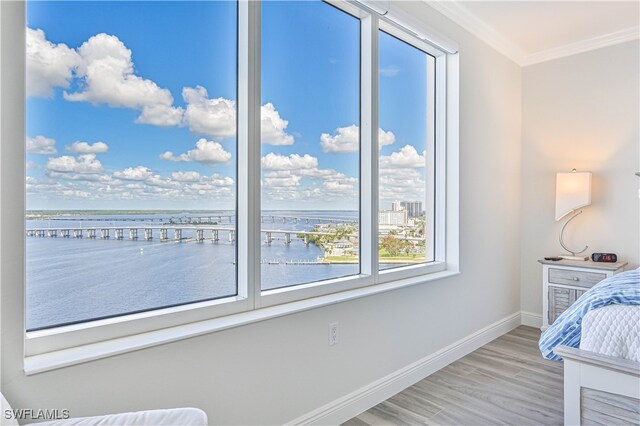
xmin=539 ymin=268 xmax=640 ymax=425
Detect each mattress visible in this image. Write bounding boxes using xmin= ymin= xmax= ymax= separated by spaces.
xmin=580 ymin=304 xmax=640 ymax=362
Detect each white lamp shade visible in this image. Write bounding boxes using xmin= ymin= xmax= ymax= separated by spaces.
xmin=555 ymin=171 xmax=592 ymax=220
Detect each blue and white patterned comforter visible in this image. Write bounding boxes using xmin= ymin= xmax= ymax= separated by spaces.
xmin=539 ymin=268 xmax=640 ymax=361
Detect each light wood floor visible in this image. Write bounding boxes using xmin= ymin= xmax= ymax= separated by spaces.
xmin=344 ymin=326 xmax=565 ymax=426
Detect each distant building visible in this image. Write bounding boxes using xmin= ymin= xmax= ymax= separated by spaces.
xmin=391 ymin=200 xmax=403 ymax=212
xmin=401 ymin=201 xmax=423 ymax=218
xmin=379 ymin=209 xmax=408 ymax=226
xmin=327 ymin=240 xmax=356 ymax=257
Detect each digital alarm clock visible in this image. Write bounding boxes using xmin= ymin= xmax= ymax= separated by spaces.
xmin=591 ymin=253 xmax=617 ymax=263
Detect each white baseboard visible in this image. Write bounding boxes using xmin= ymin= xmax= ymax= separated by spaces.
xmin=520 ymin=311 xmax=543 ymax=328
xmin=288 ymin=312 xmax=522 ymax=426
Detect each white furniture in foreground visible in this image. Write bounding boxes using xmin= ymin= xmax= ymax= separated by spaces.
xmin=1 ymin=391 xmax=207 ymax=426
xmin=538 ymin=259 xmax=627 ymax=330
xmin=555 ymin=345 xmax=640 ymax=426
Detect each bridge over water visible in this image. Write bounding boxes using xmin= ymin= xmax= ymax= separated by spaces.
xmin=27 ymin=214 xmax=358 ymax=225
xmin=26 ymin=225 xmax=425 ymax=246
xmin=26 ymin=226 xmax=344 ymax=246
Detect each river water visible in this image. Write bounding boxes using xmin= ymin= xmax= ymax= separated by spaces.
xmin=26 ymin=211 xmax=363 ymax=330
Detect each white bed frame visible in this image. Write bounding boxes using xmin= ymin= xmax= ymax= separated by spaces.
xmin=554 ymin=345 xmax=640 ymax=426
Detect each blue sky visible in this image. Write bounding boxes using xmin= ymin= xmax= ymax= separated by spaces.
xmin=26 ymin=0 xmax=428 ymax=211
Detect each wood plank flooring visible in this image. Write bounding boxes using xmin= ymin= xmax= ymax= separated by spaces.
xmin=344 ymin=326 xmax=640 ymax=425
xmin=344 ymin=326 xmax=565 ymax=425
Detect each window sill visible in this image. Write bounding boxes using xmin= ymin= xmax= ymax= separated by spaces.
xmin=24 ymin=269 xmax=459 ymax=375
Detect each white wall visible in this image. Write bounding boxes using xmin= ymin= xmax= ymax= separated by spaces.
xmin=1 ymin=2 xmax=522 ymax=424
xmin=521 ymin=41 xmax=640 ymax=317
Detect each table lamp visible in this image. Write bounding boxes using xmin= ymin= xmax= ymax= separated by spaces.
xmin=555 ymin=169 xmax=592 ymax=261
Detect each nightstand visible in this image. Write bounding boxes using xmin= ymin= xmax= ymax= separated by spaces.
xmin=538 ymin=258 xmax=627 ymax=330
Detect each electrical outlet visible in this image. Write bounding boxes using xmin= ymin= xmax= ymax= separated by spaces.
xmin=329 ymin=322 xmax=339 ymax=346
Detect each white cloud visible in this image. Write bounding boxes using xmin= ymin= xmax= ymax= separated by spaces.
xmin=324 ymin=180 xmax=354 ymax=191
xmin=136 ymin=104 xmax=184 ymax=127
xmin=182 ymin=86 xmax=236 ymax=139
xmin=170 ymin=171 xmax=201 ymax=182
xmin=379 ymin=145 xmax=426 ymax=168
xmin=260 ymin=157 xmax=358 ymax=205
xmin=378 ymin=129 xmax=396 ymax=148
xmin=26 ymin=28 xmax=81 ymax=98
xmin=63 ymin=33 xmax=182 ymax=125
xmin=320 ymin=125 xmax=359 ymax=153
xmin=263 ymin=171 xmax=301 ymax=188
xmin=29 ymin=165 xmax=237 ymax=203
xmin=321 ymin=170 xmax=358 ymax=193
xmin=113 ymin=166 xmax=152 ymax=181
xmin=160 ymin=138 xmax=232 ymax=165
xmin=66 ymin=141 xmax=109 ymax=154
xmin=182 ymin=89 xmax=294 ymax=145
xmin=26 ymin=135 xmax=57 ymax=154
xmin=320 ymin=125 xmax=395 ymax=153
xmin=261 ymin=103 xmax=294 ymax=146
xmin=261 ymin=153 xmax=318 ymax=171
xmin=209 ymin=174 xmax=234 ymax=187
xmin=61 ymin=190 xmax=92 ymax=198
xmin=380 ymin=65 xmax=400 ymax=77
xmin=46 ymin=171 xmax=112 ymax=182
xmin=145 ymin=174 xmax=180 ymax=189
xmin=46 ymin=154 xmax=104 ymax=174
xmin=379 ymin=168 xmax=425 ymax=205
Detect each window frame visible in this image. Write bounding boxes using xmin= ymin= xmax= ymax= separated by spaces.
xmin=376 ymin=20 xmax=447 ymax=283
xmin=11 ymin=0 xmax=459 ymax=367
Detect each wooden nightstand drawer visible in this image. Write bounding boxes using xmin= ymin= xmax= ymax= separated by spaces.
xmin=548 ymin=268 xmax=606 ymax=288
xmin=548 ymin=286 xmax=572 ymax=324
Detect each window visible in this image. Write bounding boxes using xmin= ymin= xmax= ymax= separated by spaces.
xmin=18 ymin=0 xmax=457 ymax=359
xmin=378 ymin=30 xmax=436 ymax=271
xmin=25 ymin=1 xmax=238 ymax=331
xmin=261 ymin=1 xmax=360 ymax=290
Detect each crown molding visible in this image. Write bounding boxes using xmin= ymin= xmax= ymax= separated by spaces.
xmin=425 ymin=1 xmax=640 ymax=67
xmin=425 ymin=0 xmax=528 ymax=65
xmin=523 ymin=26 xmax=640 ymax=66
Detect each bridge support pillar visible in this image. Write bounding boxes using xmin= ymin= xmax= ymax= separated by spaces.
xmin=74 ymin=229 xmax=83 ymax=238
xmin=88 ymin=229 xmax=96 ymax=238
xmin=115 ymin=229 xmax=124 ymax=240
xmin=228 ymin=230 xmax=235 ymax=243
xmin=47 ymin=230 xmax=57 ymax=238
xmin=211 ymin=230 xmax=219 ymax=243
xmin=144 ymin=228 xmax=153 ymax=240
xmin=196 ymin=229 xmax=204 ymax=242
xmin=129 ymin=229 xmax=138 ymax=240
xmin=174 ymin=229 xmax=182 ymax=241
xmin=100 ymin=229 xmax=109 ymax=239
xmin=265 ymin=232 xmax=272 ymax=245
xmin=304 ymin=235 xmax=309 ymax=246
xmin=284 ymin=233 xmax=291 ymax=245
xmin=160 ymin=229 xmax=168 ymax=241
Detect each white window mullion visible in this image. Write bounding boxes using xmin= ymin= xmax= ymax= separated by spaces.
xmin=237 ymin=0 xmax=261 ymax=308
xmin=434 ymin=55 xmax=447 ymax=264
xmin=360 ymin=13 xmax=379 ymax=281
xmin=425 ymin=54 xmax=436 ymax=263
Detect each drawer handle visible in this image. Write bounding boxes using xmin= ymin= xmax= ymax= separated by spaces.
xmin=572 ymin=277 xmax=580 ymax=281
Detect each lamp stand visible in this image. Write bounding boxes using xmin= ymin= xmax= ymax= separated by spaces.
xmin=559 ymin=210 xmax=588 ymax=261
